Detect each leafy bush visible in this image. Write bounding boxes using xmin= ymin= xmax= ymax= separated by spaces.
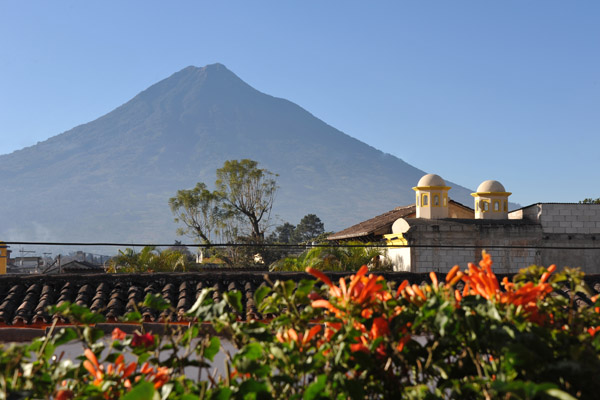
xmin=2 ymin=252 xmax=600 ymax=399
xmin=108 ymin=246 xmax=193 ymax=273
xmin=270 ymin=242 xmax=390 ymax=271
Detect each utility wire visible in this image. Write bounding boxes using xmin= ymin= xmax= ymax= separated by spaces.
xmin=3 ymin=241 xmax=600 ymax=251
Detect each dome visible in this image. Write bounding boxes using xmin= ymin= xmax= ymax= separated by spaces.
xmin=476 ymin=180 xmax=506 ymax=193
xmin=417 ymin=174 xmax=446 ymax=187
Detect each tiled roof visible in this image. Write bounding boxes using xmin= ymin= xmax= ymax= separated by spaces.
xmin=0 ymin=271 xmax=432 ymax=337
xmin=1 ymin=271 xmax=599 ymax=341
xmin=327 ymin=200 xmax=475 ymax=241
xmin=61 ymin=260 xmax=105 ymax=273
xmin=327 ymin=205 xmax=416 ymax=241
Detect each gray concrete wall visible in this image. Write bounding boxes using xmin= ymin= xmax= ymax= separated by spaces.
xmin=402 ymin=220 xmax=542 ymax=274
xmin=511 ymin=203 xmax=600 ymax=234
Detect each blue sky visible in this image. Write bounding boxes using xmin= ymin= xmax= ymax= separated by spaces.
xmin=1 ymin=1 xmax=598 ymax=207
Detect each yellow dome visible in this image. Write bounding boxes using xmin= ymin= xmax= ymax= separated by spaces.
xmin=417 ymin=174 xmax=446 ymax=187
xmin=476 ymin=180 xmax=506 ymax=193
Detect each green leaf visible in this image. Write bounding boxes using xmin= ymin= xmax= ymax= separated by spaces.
xmin=204 ymin=336 xmax=221 ymax=362
xmin=188 ymin=288 xmax=214 ymax=316
xmin=238 ymin=379 xmax=269 ymax=397
xmin=143 ymin=293 xmax=171 ymax=311
xmin=304 ymin=374 xmax=326 ymax=400
xmin=295 ymin=279 xmax=315 ymax=299
xmin=210 ymin=388 xmax=233 ymax=400
xmin=269 ymin=345 xmax=286 ymax=361
xmin=545 ymin=388 xmax=578 ymax=400
xmin=283 ymin=280 xmax=296 ymax=297
xmin=224 ymin=291 xmax=243 ymax=314
xmin=51 ymin=328 xmax=78 ymax=346
xmin=239 ymin=342 xmax=263 ymax=361
xmin=122 ymin=311 xmax=143 ymax=323
xmin=180 ymin=395 xmax=202 ymax=400
xmin=137 ymin=352 xmax=150 ymax=364
xmin=121 ymin=381 xmax=155 ymax=400
xmin=254 ymin=286 xmax=271 ymax=307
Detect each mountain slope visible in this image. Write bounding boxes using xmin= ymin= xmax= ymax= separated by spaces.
xmin=0 ymin=64 xmax=475 ymax=243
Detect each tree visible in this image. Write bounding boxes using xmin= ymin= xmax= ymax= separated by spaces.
xmin=269 ymin=222 xmax=296 ymax=244
xmin=170 ymin=159 xmax=278 ymax=266
xmin=169 ymin=182 xmax=222 ymax=245
xmin=291 ymin=214 xmax=325 ymax=243
xmin=215 ymin=159 xmax=278 ymax=242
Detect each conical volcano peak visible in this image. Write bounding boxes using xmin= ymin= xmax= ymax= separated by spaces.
xmin=176 ymin=63 xmax=234 ymax=79
xmin=134 ymin=62 xmax=254 ymax=105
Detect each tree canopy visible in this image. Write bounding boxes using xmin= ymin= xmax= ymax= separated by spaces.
xmin=291 ymin=213 xmax=325 ymax=243
xmin=215 ymin=159 xmax=278 ymax=242
xmin=170 ymin=159 xmax=278 ymax=259
xmin=580 ymin=198 xmax=600 ymax=204
xmin=169 ymin=182 xmax=222 ymax=245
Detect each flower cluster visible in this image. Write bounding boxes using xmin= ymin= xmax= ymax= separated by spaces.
xmin=82 ymin=333 xmax=169 ymax=399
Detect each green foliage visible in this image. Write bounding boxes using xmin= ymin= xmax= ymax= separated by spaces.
xmin=268 ymin=222 xmax=296 ymax=244
xmin=290 ymin=214 xmax=324 ymax=244
xmin=580 ymin=198 xmax=600 ymax=204
xmin=108 ymin=246 xmax=192 ymax=273
xmin=4 ymin=257 xmax=600 ymax=399
xmin=269 ymin=214 xmax=326 ymax=245
xmin=270 ymin=242 xmax=389 ymax=271
xmin=169 ymin=182 xmax=223 ymax=245
xmin=170 ymin=159 xmax=278 ymax=266
xmin=215 ymin=159 xmax=278 ymax=242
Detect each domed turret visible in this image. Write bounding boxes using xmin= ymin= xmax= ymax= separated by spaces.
xmin=471 ymin=180 xmax=511 ymax=219
xmin=413 ymin=174 xmax=451 ymax=219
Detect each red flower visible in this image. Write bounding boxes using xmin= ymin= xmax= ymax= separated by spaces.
xmin=131 ymin=332 xmax=155 ymax=348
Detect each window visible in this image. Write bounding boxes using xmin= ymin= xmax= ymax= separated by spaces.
xmin=416 ymin=194 xmax=420 ymax=206
xmin=443 ymin=194 xmax=448 ymax=206
xmin=433 ymin=194 xmax=440 ymax=206
xmin=504 ymin=201 xmax=508 ymax=212
xmin=494 ymin=201 xmax=500 ymax=211
xmin=483 ymin=201 xmax=489 ymax=212
xmin=422 ymin=194 xmax=429 ymax=206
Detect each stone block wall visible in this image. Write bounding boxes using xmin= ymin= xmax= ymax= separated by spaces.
xmin=514 ymin=204 xmax=600 ymax=234
xmin=402 ymin=219 xmax=542 ymax=274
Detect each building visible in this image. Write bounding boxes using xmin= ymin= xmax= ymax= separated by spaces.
xmin=328 ymin=174 xmax=600 ymax=274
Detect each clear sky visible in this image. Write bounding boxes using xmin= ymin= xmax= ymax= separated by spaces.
xmin=1 ymin=1 xmax=598 ymax=207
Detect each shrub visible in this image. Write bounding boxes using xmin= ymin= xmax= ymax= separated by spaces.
xmin=270 ymin=242 xmax=391 ymax=272
xmin=2 ymin=252 xmax=600 ymax=399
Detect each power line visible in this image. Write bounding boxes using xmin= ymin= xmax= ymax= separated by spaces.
xmin=3 ymin=241 xmax=600 ymax=251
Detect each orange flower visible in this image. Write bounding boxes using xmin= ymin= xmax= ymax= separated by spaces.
xmin=370 ymin=317 xmax=389 ymax=339
xmin=83 ymin=349 xmax=103 ymax=385
xmin=446 ymin=265 xmax=460 ymax=283
xmin=83 ymin=348 xmax=140 ymax=396
xmin=307 ymin=265 xmax=387 ymax=309
xmin=277 ymin=325 xmax=322 ymax=351
xmin=429 ymin=271 xmax=439 ymax=290
xmin=454 ymin=252 xmax=556 ymax=323
xmin=111 ymin=327 xmax=126 ymax=341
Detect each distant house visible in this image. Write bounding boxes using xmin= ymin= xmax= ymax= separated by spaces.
xmin=328 ymin=174 xmax=600 ymax=274
xmin=7 ymin=256 xmax=42 ymax=274
xmin=60 ymin=260 xmax=105 ymax=274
